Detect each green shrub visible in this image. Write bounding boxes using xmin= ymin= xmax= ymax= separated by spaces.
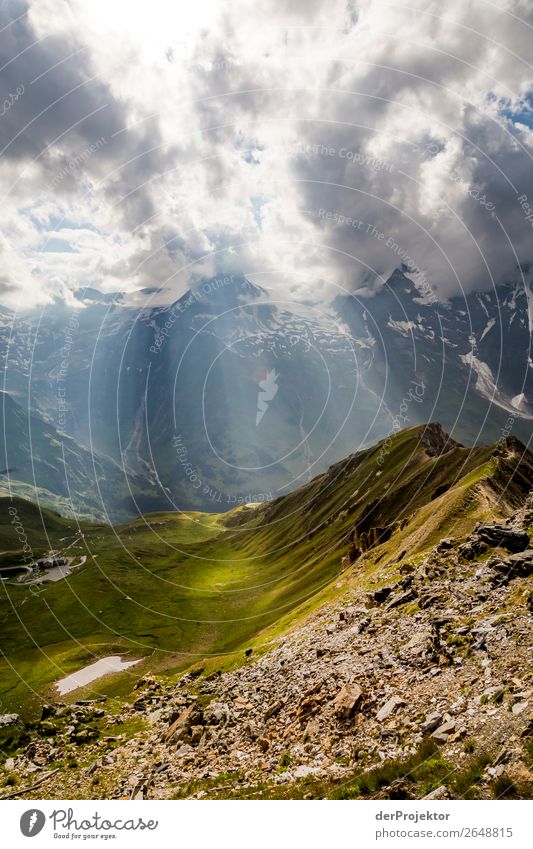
xmin=335 ymin=740 xmax=448 ymax=799
xmin=492 ymin=776 xmax=519 ymax=799
xmin=279 ymin=751 xmax=292 ymax=768
xmin=0 ymin=721 xmax=28 ymax=754
xmin=451 ymin=753 xmax=492 ymax=797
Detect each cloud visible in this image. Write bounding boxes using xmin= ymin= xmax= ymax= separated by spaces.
xmin=284 ymin=0 xmax=533 ymax=299
xmin=0 ymin=0 xmax=532 ymax=306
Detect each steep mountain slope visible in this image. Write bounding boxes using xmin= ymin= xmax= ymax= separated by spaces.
xmin=0 ymin=392 xmax=161 ymax=522
xmin=108 ymin=492 xmax=532 ymax=802
xmin=334 ymin=271 xmax=533 ymax=444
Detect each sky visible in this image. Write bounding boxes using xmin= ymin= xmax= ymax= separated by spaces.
xmin=0 ymin=0 xmax=533 ymax=308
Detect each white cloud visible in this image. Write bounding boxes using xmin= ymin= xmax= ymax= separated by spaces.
xmin=0 ymin=0 xmax=532 ymax=307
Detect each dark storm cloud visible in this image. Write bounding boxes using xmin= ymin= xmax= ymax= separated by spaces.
xmin=278 ymin=1 xmax=533 ymax=299
xmin=166 ymin=0 xmax=533 ymax=300
xmin=0 ymin=0 xmax=176 ymax=230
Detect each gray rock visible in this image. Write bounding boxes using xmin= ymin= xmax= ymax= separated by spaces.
xmin=293 ymin=765 xmax=321 ymax=779
xmin=420 ymin=713 xmax=443 ymax=734
xmin=0 ymin=714 xmax=20 ymax=726
xmin=71 ymin=726 xmax=99 ymax=744
xmin=376 ymin=696 xmax=405 ymax=722
xmin=493 ymin=550 xmax=533 ymax=584
xmin=422 ymin=785 xmax=450 ymax=800
xmin=477 ymin=525 xmax=529 ymax=553
xmin=386 ymin=589 xmax=417 ymax=609
xmin=431 ymin=720 xmax=456 ymax=743
xmin=204 ymin=702 xmax=230 ymax=726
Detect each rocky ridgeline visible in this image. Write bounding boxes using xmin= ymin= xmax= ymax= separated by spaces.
xmin=1 ymin=506 xmax=532 ymax=800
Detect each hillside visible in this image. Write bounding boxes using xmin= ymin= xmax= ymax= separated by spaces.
xmin=0 ymin=391 xmax=165 ymax=523
xmin=0 ymin=423 xmax=532 ymax=799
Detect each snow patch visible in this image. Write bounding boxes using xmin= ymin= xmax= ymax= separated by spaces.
xmin=511 ymin=393 xmax=528 ymax=412
xmin=387 ymin=318 xmax=416 ymax=336
xmin=479 ymin=317 xmax=496 ymax=342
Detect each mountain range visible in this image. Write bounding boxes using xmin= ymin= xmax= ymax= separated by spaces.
xmin=1 ymin=272 xmax=531 ymax=521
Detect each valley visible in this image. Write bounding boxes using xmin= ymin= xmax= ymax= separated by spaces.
xmin=0 ymin=423 xmax=532 ymax=800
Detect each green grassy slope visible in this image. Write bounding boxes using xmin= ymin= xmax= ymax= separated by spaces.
xmin=0 ymin=496 xmax=78 ymax=552
xmin=0 ymin=423 xmax=531 ymax=717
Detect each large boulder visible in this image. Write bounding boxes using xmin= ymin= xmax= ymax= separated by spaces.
xmin=163 ymin=703 xmax=203 ymax=743
xmin=459 ymin=524 xmax=529 ymax=561
xmin=477 ymin=525 xmax=530 ymax=553
xmin=491 ymin=550 xmax=533 ymax=584
xmin=371 ymin=586 xmax=393 ymax=604
xmin=70 ymin=726 xmax=99 ymax=744
xmin=386 ymin=588 xmax=417 ymax=609
xmin=333 ymin=683 xmax=363 ymax=719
